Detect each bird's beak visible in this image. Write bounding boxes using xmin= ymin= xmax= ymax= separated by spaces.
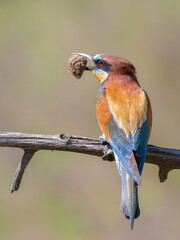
xmin=72 ymin=52 xmax=109 ymax=83
xmin=72 ymin=52 xmax=95 ymax=71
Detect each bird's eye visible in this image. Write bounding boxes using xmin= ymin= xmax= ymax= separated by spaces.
xmin=99 ymin=60 xmax=104 ymax=66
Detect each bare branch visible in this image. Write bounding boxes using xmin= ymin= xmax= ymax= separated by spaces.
xmin=0 ymin=132 xmax=179 ymax=191
xmin=11 ymin=149 xmax=36 ymax=193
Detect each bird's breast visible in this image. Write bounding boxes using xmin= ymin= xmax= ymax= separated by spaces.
xmin=97 ymin=78 xmax=149 ymax=138
xmin=96 ymin=89 xmax=112 ymax=139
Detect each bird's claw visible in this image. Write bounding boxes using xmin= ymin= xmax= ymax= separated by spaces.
xmin=99 ymin=134 xmax=106 ymax=143
xmin=102 ymin=149 xmax=114 ymax=161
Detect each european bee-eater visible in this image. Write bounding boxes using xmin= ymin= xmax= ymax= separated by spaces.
xmin=73 ymin=53 xmax=152 ymax=229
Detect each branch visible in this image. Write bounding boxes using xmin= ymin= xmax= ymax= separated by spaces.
xmin=10 ymin=149 xmax=36 ymax=193
xmin=0 ymin=132 xmax=179 ymax=191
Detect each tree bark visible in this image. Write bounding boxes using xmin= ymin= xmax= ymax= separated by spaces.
xmin=0 ymin=132 xmax=179 ymax=191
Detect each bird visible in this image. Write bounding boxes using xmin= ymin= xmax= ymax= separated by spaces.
xmin=72 ymin=53 xmax=152 ymax=229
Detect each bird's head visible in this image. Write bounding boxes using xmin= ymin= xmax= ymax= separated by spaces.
xmin=73 ymin=53 xmax=137 ymax=84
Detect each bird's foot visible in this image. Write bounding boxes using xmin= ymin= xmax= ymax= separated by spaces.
xmin=98 ymin=134 xmax=106 ymax=144
xmin=102 ymin=149 xmax=114 ymax=161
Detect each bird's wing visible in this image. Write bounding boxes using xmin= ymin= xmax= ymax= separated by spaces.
xmin=96 ymin=80 xmax=152 ymax=184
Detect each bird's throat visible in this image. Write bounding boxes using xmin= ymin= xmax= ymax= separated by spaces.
xmin=92 ymin=69 xmax=108 ymax=84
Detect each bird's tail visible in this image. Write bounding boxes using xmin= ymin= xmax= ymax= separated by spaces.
xmin=120 ymin=164 xmax=140 ymax=230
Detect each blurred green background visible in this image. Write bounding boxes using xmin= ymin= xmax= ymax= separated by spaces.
xmin=0 ymin=0 xmax=179 ymax=239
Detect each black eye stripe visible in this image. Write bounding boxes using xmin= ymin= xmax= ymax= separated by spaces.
xmin=94 ymin=59 xmax=114 ymax=72
xmin=95 ymin=59 xmax=105 ymax=65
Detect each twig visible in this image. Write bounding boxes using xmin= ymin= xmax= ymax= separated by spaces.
xmin=0 ymin=132 xmax=179 ymax=191
xmin=10 ymin=149 xmax=36 ymax=193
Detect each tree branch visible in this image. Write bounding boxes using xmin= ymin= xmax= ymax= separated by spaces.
xmin=0 ymin=132 xmax=179 ymax=191
xmin=10 ymin=149 xmax=36 ymax=193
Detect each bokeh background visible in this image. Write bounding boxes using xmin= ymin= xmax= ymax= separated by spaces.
xmin=0 ymin=1 xmax=179 ymax=239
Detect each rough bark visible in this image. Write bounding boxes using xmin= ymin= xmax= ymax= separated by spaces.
xmin=0 ymin=132 xmax=179 ymax=192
